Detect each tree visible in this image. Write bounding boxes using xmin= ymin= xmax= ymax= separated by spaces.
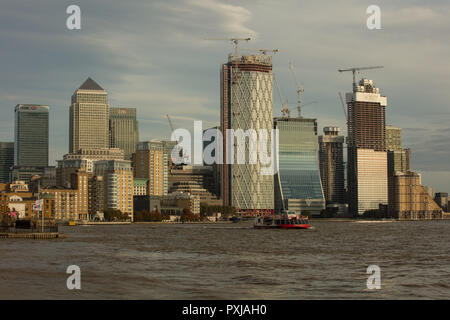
xmin=103 ymin=209 xmax=125 ymax=221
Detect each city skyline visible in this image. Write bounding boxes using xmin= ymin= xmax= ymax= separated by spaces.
xmin=1 ymin=0 xmax=449 ymax=192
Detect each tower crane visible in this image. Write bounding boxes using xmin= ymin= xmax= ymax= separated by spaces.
xmin=273 ymin=73 xmax=290 ymax=118
xmin=338 ymin=66 xmax=384 ymax=90
xmin=204 ymin=37 xmax=251 ymax=56
xmin=240 ymin=48 xmax=279 ymax=56
xmin=288 ymin=62 xmax=304 ymax=118
xmin=338 ymin=92 xmax=348 ymax=125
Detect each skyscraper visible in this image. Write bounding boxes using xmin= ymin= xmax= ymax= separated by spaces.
xmin=0 ymin=142 xmax=14 ymax=182
xmin=110 ymin=107 xmax=139 ymax=160
xmin=274 ymin=117 xmax=325 ymax=215
xmin=70 ymin=78 xmax=110 ymax=153
xmin=347 ymin=78 xmax=388 ymax=215
xmin=220 ymin=54 xmax=274 ymax=212
xmin=133 ymin=141 xmax=168 ymax=196
xmin=319 ymin=127 xmax=345 ymax=204
xmin=14 ymin=104 xmax=49 ymax=167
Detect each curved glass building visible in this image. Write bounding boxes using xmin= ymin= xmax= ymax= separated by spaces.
xmin=274 ymin=117 xmax=325 ymax=215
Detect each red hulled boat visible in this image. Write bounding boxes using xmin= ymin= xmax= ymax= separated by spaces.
xmin=253 ymin=213 xmax=310 ymax=229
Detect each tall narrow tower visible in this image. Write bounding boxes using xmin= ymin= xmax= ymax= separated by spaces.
xmin=70 ymin=78 xmax=109 ymax=153
xmin=347 ymin=78 xmax=388 ymax=216
xmin=319 ymin=126 xmax=345 ymax=204
xmin=220 ymin=54 xmax=274 ymax=212
xmin=14 ymin=104 xmax=49 ymax=167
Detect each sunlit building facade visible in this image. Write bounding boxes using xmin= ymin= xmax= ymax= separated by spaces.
xmin=220 ymin=54 xmax=274 ymax=212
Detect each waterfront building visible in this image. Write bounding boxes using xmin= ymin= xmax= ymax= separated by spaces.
xmin=0 ymin=184 xmax=53 ymax=219
xmin=41 ymin=171 xmax=91 ymax=221
xmin=70 ymin=78 xmax=110 ymax=153
xmin=14 ymin=104 xmax=49 ymax=167
xmin=94 ymin=160 xmax=134 ymax=220
xmin=0 ymin=142 xmax=14 ymax=183
xmin=220 ymin=54 xmax=274 ymax=212
xmin=56 ymin=148 xmax=124 ymax=188
xmin=133 ymin=178 xmax=148 ymax=196
xmin=388 ymin=171 xmax=443 ymax=220
xmin=133 ymin=141 xmax=168 ymax=196
xmin=160 ymin=191 xmax=200 ymax=217
xmin=319 ymin=126 xmax=345 ymax=204
xmin=424 ymin=186 xmax=434 ymax=199
xmin=110 ymin=107 xmax=139 ymax=160
xmin=346 ymin=78 xmax=388 ymax=215
xmin=88 ymin=175 xmax=105 ymax=218
xmin=274 ymin=117 xmax=325 ymax=215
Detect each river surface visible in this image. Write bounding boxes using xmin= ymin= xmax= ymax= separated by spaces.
xmin=1 ymin=220 xmax=450 ymax=299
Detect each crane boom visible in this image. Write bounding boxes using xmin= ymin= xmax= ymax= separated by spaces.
xmin=204 ymin=37 xmax=251 ymax=56
xmin=338 ymin=92 xmax=348 ymax=124
xmin=166 ymin=114 xmax=175 ymax=133
xmin=289 ymin=62 xmax=304 ymax=118
xmin=338 ymin=66 xmax=384 ymax=90
xmin=273 ymin=73 xmax=290 ymax=118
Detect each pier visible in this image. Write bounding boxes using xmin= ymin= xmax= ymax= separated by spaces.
xmin=0 ymin=232 xmax=66 ymax=239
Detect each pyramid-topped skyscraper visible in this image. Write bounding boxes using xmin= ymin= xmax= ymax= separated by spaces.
xmin=69 ymin=77 xmax=109 ymax=153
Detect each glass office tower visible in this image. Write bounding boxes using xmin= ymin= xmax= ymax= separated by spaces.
xmin=274 ymin=117 xmax=325 ymax=215
xmin=14 ymin=104 xmax=49 ymax=167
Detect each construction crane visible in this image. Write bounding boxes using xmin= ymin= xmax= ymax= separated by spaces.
xmin=338 ymin=92 xmax=348 ymax=125
xmin=273 ymin=73 xmax=290 ymax=118
xmin=338 ymin=66 xmax=384 ymax=90
xmin=166 ymin=114 xmax=175 ymax=133
xmin=288 ymin=62 xmax=304 ymax=118
xmin=204 ymin=37 xmax=251 ymax=56
xmin=240 ymin=48 xmax=279 ymax=55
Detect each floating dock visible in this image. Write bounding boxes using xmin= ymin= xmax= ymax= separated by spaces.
xmin=0 ymin=232 xmax=66 ymax=239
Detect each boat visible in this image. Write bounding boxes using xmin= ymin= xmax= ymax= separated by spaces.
xmin=253 ymin=212 xmax=310 ymax=229
xmin=68 ymin=221 xmax=77 ymax=226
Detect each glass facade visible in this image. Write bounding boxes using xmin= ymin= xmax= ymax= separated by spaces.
xmin=14 ymin=104 xmax=49 ymax=167
xmin=274 ymin=117 xmax=325 ymax=215
xmin=0 ymin=142 xmax=14 ymax=182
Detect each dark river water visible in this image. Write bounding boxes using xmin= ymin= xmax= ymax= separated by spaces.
xmin=1 ymin=220 xmax=450 ymax=299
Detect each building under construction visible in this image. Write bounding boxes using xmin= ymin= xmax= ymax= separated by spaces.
xmin=220 ymin=54 xmax=274 ymax=212
xmin=347 ymin=78 xmax=388 ymax=215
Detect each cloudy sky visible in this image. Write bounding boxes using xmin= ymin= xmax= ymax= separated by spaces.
xmin=1 ymin=0 xmax=449 ymax=192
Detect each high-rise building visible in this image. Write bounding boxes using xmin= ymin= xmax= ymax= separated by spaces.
xmin=220 ymin=54 xmax=274 ymax=212
xmin=0 ymin=142 xmax=14 ymax=183
xmin=274 ymin=117 xmax=325 ymax=215
xmin=110 ymin=107 xmax=139 ymax=160
xmin=347 ymin=78 xmax=388 ymax=215
xmin=386 ymin=125 xmax=411 ymax=175
xmin=133 ymin=141 xmax=168 ymax=196
xmin=319 ymin=127 xmax=345 ymax=204
xmin=94 ymin=160 xmax=134 ymax=219
xmin=14 ymin=104 xmax=49 ymax=167
xmin=70 ymin=78 xmax=110 ymax=153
